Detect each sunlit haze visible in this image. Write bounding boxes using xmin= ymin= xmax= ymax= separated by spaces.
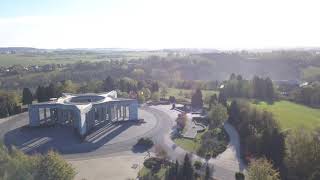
xmin=1 ymin=0 xmax=320 ymax=50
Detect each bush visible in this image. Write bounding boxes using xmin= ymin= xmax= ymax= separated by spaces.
xmin=136 ymin=137 xmax=154 ymax=149
xmin=143 ymin=157 xmax=162 ymax=173
xmin=193 ymin=160 xmax=202 ymax=170
xmin=151 ymin=92 xmax=160 ymax=102
xmin=169 ymin=96 xmax=176 ymax=103
xmin=235 ymin=172 xmax=245 ymax=180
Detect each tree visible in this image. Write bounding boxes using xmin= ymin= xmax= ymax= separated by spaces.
xmin=0 ymin=144 xmax=75 ymax=180
xmin=59 ymin=80 xmax=77 ymax=93
xmin=142 ymin=87 xmax=151 ymax=100
xmin=35 ymin=151 xmax=76 ymax=180
xmin=265 ymin=77 xmax=274 ymax=101
xmin=47 ymin=83 xmax=61 ymax=98
xmin=230 ymin=73 xmax=236 ymax=80
xmin=285 ymin=129 xmax=320 ymax=180
xmin=247 ymin=158 xmax=280 ymax=180
xmin=169 ymin=96 xmax=176 ymax=104
xmin=137 ymin=92 xmax=145 ymax=104
xmin=181 ymin=154 xmax=193 ymax=180
xmin=208 ymin=104 xmax=228 ymax=128
xmin=235 ymin=172 xmax=245 ymax=180
xmin=205 ymin=165 xmax=211 ymax=180
xmin=160 ymin=87 xmax=168 ymax=99
xmin=36 ymin=85 xmax=47 ymax=102
xmin=176 ymin=113 xmax=187 ymax=130
xmin=103 ymin=76 xmax=116 ymax=92
xmin=151 ymin=82 xmax=159 ymax=93
xmin=151 ymin=92 xmax=160 ymax=102
xmin=228 ymin=100 xmax=240 ymax=124
xmin=22 ymin=88 xmax=33 ymax=105
xmin=218 ymin=91 xmax=227 ymax=107
xmin=137 ymin=81 xmax=146 ymax=90
xmin=191 ymin=88 xmax=203 ymax=109
xmin=208 ymin=94 xmax=218 ymax=109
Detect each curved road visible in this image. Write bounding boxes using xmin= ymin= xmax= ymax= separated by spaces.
xmin=0 ymin=105 xmax=245 ymax=179
xmin=147 ymin=105 xmax=246 ymax=179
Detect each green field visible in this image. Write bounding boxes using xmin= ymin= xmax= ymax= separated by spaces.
xmin=302 ymin=66 xmax=320 ymax=80
xmin=251 ymin=100 xmax=320 ymax=130
xmin=167 ymin=88 xmax=218 ymax=102
xmin=0 ymin=51 xmax=168 ymax=66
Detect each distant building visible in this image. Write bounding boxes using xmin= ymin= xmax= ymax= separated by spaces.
xmin=28 ymin=91 xmax=138 ymax=138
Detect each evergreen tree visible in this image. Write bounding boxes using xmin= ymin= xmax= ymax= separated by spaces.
xmin=209 ymin=94 xmax=218 ymax=109
xmin=205 ymin=165 xmax=211 ymax=180
xmin=47 ymin=83 xmax=60 ymax=98
xmin=265 ymin=77 xmax=274 ymax=101
xmin=191 ymin=88 xmax=203 ymax=109
xmin=22 ymin=88 xmax=33 ymax=105
xmin=151 ymin=82 xmax=159 ymax=92
xmin=228 ymin=100 xmax=240 ymax=124
xmin=181 ymin=154 xmax=193 ymax=180
xmin=230 ymin=73 xmax=236 ymax=80
xmin=36 ymin=86 xmax=47 ymax=102
xmin=218 ymin=91 xmax=227 ymax=107
xmin=103 ymin=76 xmax=116 ymax=92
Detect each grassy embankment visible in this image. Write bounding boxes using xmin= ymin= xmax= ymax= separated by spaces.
xmin=251 ymin=100 xmax=320 ymax=131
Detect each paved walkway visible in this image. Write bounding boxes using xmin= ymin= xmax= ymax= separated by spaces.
xmin=70 ymin=151 xmax=148 ymax=180
xmin=149 ymin=105 xmax=246 ymax=180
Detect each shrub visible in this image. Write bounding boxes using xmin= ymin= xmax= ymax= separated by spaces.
xmin=143 ymin=157 xmax=162 ymax=173
xmin=136 ymin=137 xmax=154 ymax=149
xmin=176 ymin=113 xmax=187 ymax=130
xmin=169 ymin=96 xmax=176 ymax=103
xmin=193 ymin=160 xmax=202 ymax=170
xmin=235 ymin=172 xmax=245 ymax=180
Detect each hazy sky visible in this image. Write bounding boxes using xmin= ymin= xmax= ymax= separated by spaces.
xmin=0 ymin=0 xmax=319 ymax=49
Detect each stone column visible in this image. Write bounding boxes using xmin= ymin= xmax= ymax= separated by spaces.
xmin=29 ymin=106 xmax=40 ymax=126
xmin=129 ymin=101 xmax=138 ymax=120
xmin=44 ymin=108 xmax=47 ymax=122
xmin=57 ymin=109 xmax=63 ymax=124
xmin=78 ymin=111 xmax=87 ymax=138
xmin=102 ymin=105 xmax=107 ymax=122
xmin=122 ymin=105 xmax=125 ymax=120
xmin=107 ymin=104 xmax=112 ymax=121
xmin=116 ymin=105 xmax=119 ymax=121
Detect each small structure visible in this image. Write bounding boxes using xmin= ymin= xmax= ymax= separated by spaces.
xmin=28 ymin=91 xmax=138 ymax=138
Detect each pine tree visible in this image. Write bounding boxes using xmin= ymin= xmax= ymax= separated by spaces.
xmin=205 ymin=165 xmax=211 ymax=180
xmin=22 ymin=88 xmax=33 ymax=105
xmin=103 ymin=76 xmax=116 ymax=92
xmin=191 ymin=89 xmax=203 ymax=109
xmin=209 ymin=94 xmax=218 ymax=109
xmin=218 ymin=91 xmax=227 ymax=107
xmin=228 ymin=100 xmax=240 ymax=124
xmin=182 ymin=154 xmax=193 ymax=180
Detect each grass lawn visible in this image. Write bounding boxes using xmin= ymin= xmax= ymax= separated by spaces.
xmin=138 ymin=166 xmax=168 ymax=179
xmin=173 ymin=130 xmax=207 ymax=153
xmin=167 ymin=88 xmax=219 ymax=102
xmin=251 ymin=100 xmax=320 ymax=130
